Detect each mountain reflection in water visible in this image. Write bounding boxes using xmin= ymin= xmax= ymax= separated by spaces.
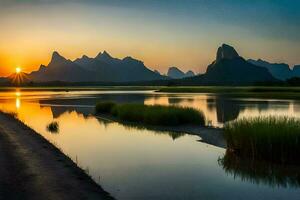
xmin=1 ymin=90 xmax=300 ymax=199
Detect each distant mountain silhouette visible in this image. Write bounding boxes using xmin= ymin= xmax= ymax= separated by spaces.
xmin=248 ymin=59 xmax=300 ymax=80
xmin=2 ymin=44 xmax=295 ymax=86
xmin=154 ymin=70 xmax=161 ymax=75
xmin=167 ymin=67 xmax=195 ymax=79
xmin=185 ymin=70 xmax=195 ymax=77
xmin=292 ymin=65 xmax=300 ymax=77
xmin=248 ymin=59 xmax=292 ymax=80
xmin=29 ymin=51 xmax=165 ymax=82
xmin=29 ymin=52 xmax=93 ymax=82
xmin=0 ymin=77 xmax=8 ymax=83
xmin=180 ymin=44 xmax=278 ymax=85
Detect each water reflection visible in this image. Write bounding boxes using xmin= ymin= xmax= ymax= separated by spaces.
xmin=95 ymin=117 xmax=186 ymax=140
xmin=1 ymin=90 xmax=300 ymax=199
xmin=15 ymin=97 xmax=21 ymax=109
xmin=214 ymin=97 xmax=241 ymax=123
xmin=4 ymin=90 xmax=300 ymax=127
xmin=219 ymin=151 xmax=300 ymax=188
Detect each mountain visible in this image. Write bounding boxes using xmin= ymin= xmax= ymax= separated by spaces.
xmin=293 ymin=65 xmax=300 ymax=77
xmin=0 ymin=77 xmax=7 ymax=82
xmin=154 ymin=70 xmax=161 ymax=75
xmin=167 ymin=67 xmax=195 ymax=79
xmin=248 ymin=59 xmax=292 ymax=80
xmin=185 ymin=70 xmax=195 ymax=77
xmin=29 ymin=52 xmax=94 ymax=82
xmin=216 ymin=44 xmax=239 ymax=62
xmin=180 ymin=44 xmax=278 ymax=85
xmin=29 ymin=51 xmax=165 ymax=82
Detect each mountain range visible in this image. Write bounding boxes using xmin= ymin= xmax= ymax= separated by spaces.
xmin=248 ymin=59 xmax=300 ymax=81
xmin=28 ymin=51 xmax=166 ymax=82
xmin=2 ymin=44 xmax=300 ymax=85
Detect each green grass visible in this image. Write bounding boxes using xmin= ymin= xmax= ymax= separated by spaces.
xmin=46 ymin=121 xmax=59 ymax=133
xmin=95 ymin=102 xmax=205 ymax=126
xmin=224 ymin=116 xmax=300 ymax=164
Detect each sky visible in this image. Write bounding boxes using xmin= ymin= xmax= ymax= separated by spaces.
xmin=0 ymin=0 xmax=299 ymax=77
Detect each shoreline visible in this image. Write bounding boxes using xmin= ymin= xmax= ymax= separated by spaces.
xmin=95 ymin=113 xmax=226 ymax=148
xmin=0 ymin=112 xmax=114 ymax=200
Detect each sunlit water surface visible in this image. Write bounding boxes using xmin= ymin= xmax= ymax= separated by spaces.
xmin=1 ymin=89 xmax=300 ymax=200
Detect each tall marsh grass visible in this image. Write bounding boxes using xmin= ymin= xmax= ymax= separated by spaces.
xmin=224 ymin=116 xmax=300 ymax=164
xmin=95 ymin=102 xmax=205 ymax=126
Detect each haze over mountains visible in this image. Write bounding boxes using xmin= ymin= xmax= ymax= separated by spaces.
xmin=248 ymin=59 xmax=300 ymax=81
xmin=167 ymin=67 xmax=195 ymax=79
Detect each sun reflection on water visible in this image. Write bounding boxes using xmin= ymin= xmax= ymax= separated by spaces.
xmin=15 ymin=90 xmax=21 ymax=109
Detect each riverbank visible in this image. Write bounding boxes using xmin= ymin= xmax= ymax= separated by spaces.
xmin=0 ymin=112 xmax=114 ymax=200
xmin=96 ymin=113 xmax=225 ymax=148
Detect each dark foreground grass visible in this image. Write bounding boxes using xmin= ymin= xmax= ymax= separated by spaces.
xmin=95 ymin=102 xmax=205 ymax=126
xmin=224 ymin=116 xmax=300 ymax=164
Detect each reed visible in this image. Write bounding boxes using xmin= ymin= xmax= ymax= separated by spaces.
xmin=95 ymin=102 xmax=205 ymax=126
xmin=224 ymin=116 xmax=300 ymax=164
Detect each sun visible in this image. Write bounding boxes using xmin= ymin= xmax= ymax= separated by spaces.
xmin=16 ymin=67 xmax=21 ymax=74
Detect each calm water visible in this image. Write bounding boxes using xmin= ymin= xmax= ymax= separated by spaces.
xmin=1 ymin=89 xmax=300 ymax=200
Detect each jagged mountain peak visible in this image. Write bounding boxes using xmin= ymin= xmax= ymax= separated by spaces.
xmin=167 ymin=67 xmax=186 ymax=79
xmin=52 ymin=51 xmax=65 ymax=60
xmin=216 ymin=44 xmax=239 ymax=62
xmin=49 ymin=51 xmax=68 ymax=65
xmin=28 ymin=50 xmax=165 ymax=83
xmin=96 ymin=50 xmax=113 ymax=60
xmin=81 ymin=55 xmax=90 ymax=59
xmin=123 ymin=56 xmax=140 ymax=62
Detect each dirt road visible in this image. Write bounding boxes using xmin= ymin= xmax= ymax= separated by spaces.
xmin=0 ymin=112 xmax=114 ymax=200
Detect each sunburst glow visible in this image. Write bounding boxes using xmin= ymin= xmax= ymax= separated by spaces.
xmin=16 ymin=67 xmax=21 ymax=74
xmin=10 ymin=67 xmax=28 ymax=85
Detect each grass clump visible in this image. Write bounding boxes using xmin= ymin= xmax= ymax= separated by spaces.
xmin=95 ymin=102 xmax=205 ymax=126
xmin=224 ymin=116 xmax=300 ymax=164
xmin=47 ymin=121 xmax=59 ymax=133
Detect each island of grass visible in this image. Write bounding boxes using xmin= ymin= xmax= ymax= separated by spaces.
xmin=95 ymin=102 xmax=205 ymax=126
xmin=224 ymin=116 xmax=300 ymax=164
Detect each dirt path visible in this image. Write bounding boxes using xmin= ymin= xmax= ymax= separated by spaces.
xmin=0 ymin=112 xmax=114 ymax=200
